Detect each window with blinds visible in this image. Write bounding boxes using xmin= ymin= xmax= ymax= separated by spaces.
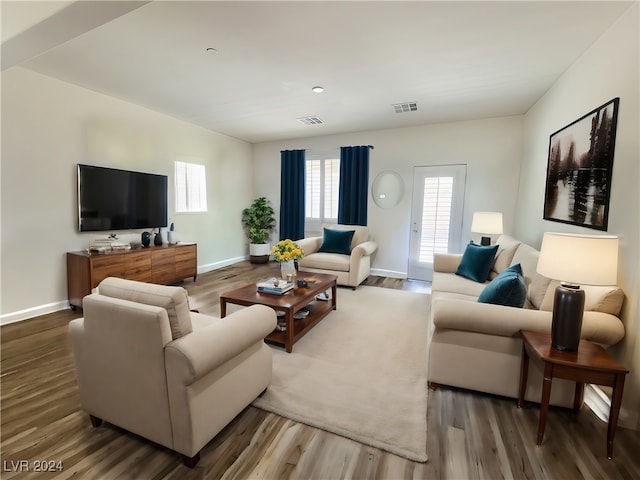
xmin=305 ymin=157 xmax=340 ymax=231
xmin=419 ymin=176 xmax=453 ymax=264
xmin=175 ymin=160 xmax=207 ymax=213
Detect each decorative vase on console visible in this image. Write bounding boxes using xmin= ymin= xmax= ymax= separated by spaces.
xmin=154 ymin=228 xmax=163 ymax=246
xmin=141 ymin=231 xmax=151 ymax=247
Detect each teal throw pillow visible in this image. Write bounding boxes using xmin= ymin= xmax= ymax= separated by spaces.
xmin=455 ymin=242 xmax=499 ymax=283
xmin=478 ymin=263 xmax=526 ymax=308
xmin=317 ymin=228 xmax=355 ymax=255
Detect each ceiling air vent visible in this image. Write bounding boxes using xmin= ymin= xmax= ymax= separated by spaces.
xmin=392 ymin=102 xmax=418 ymax=113
xmin=297 ymin=116 xmax=324 ymax=126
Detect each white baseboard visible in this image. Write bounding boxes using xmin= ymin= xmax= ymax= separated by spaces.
xmin=584 ymin=384 xmax=610 ymax=423
xmin=198 ymin=256 xmax=247 ymax=274
xmin=584 ymin=383 xmax=635 ymax=429
xmin=1 ymin=257 xmax=249 ymax=326
xmin=0 ymin=300 xmax=70 ymax=325
xmin=370 ymin=268 xmax=407 ymax=279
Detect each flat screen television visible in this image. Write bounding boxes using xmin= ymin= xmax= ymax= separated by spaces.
xmin=77 ymin=164 xmax=168 ymax=232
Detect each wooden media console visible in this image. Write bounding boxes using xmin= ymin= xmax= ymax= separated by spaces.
xmin=66 ymin=243 xmax=197 ymax=309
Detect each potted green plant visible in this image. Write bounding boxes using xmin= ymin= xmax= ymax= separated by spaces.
xmin=242 ymin=196 xmax=276 ymax=263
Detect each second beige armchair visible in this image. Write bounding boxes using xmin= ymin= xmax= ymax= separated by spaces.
xmin=297 ymin=224 xmax=378 ymax=288
xmin=69 ymin=277 xmax=276 ymax=467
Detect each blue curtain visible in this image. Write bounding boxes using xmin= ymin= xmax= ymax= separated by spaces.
xmin=280 ymin=149 xmax=305 ymax=240
xmin=338 ymin=146 xmax=370 ymax=226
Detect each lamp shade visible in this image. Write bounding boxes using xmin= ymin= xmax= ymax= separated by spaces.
xmin=471 ymin=212 xmax=503 ymax=234
xmin=537 ymin=232 xmax=618 ymax=286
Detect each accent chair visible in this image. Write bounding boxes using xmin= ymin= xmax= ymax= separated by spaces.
xmin=68 ymin=277 xmax=276 ymax=467
xmin=296 ymin=224 xmax=378 ymax=289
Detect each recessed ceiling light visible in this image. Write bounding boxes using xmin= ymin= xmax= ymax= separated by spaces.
xmin=392 ymin=102 xmax=418 ymax=113
xmin=312 ymin=86 xmax=324 ymax=93
xmin=297 ymin=116 xmax=324 ymax=126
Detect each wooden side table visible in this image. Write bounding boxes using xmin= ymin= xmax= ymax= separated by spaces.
xmin=518 ymin=330 xmax=628 ymax=459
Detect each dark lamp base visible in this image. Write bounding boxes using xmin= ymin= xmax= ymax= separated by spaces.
xmin=551 ymin=285 xmax=585 ymax=351
xmin=480 ymin=236 xmax=491 ymax=246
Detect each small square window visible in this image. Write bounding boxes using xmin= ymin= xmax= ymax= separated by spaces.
xmin=175 ymin=160 xmax=207 ymax=213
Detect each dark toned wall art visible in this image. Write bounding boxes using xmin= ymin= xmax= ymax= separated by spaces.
xmin=543 ymin=98 xmax=619 ymax=231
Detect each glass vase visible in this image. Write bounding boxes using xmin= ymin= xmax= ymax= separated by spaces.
xmin=280 ymin=260 xmax=296 ymax=281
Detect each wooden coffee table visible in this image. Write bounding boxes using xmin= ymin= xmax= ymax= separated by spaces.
xmin=518 ymin=330 xmax=628 ymax=459
xmin=220 ymin=272 xmax=337 ymax=353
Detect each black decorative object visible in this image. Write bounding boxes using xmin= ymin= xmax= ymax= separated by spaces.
xmin=154 ymin=228 xmax=163 ymax=246
xmin=551 ymin=285 xmax=585 ymax=351
xmin=543 ymin=98 xmax=619 ymax=231
xmin=141 ymin=231 xmax=151 ymax=247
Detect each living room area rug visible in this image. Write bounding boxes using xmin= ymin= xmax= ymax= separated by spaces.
xmin=252 ymin=286 xmax=430 ymax=462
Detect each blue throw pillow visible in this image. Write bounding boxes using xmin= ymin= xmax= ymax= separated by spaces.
xmin=455 ymin=242 xmax=499 ymax=283
xmin=317 ymin=228 xmax=355 ymax=255
xmin=477 ymin=263 xmax=526 ymax=308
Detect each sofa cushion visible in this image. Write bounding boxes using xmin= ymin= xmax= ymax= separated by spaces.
xmin=98 ymin=277 xmax=193 ymax=340
xmin=490 ymin=235 xmax=522 ymax=277
xmin=478 ymin=264 xmax=526 ymax=308
xmin=432 ymin=271 xmax=487 ymax=297
xmin=318 ymin=227 xmax=355 ymax=255
xmin=455 ymin=242 xmax=499 ymax=283
xmin=539 ymin=281 xmax=625 ymax=316
xmin=299 ymin=252 xmax=351 ymax=272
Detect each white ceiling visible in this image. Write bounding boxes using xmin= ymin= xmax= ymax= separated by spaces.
xmin=2 ymin=1 xmax=633 ymax=143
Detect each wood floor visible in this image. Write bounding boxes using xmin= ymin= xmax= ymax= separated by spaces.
xmin=2 ymin=261 xmax=639 ymax=479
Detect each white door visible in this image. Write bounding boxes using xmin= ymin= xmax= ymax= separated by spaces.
xmin=408 ymin=165 xmax=466 ymax=281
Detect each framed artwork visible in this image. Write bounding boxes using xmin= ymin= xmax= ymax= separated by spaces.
xmin=543 ymin=98 xmax=619 ymax=231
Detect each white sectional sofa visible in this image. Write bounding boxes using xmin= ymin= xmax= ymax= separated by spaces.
xmin=428 ymin=235 xmax=625 ymax=406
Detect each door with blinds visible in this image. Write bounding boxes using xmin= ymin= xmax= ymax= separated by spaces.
xmin=408 ymin=165 xmax=466 ymax=281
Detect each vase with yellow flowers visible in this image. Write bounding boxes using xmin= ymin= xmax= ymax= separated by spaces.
xmin=271 ymin=239 xmax=304 ymax=280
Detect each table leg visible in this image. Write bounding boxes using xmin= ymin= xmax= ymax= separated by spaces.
xmin=518 ymin=343 xmax=529 ymax=408
xmin=331 ymin=282 xmax=337 ymax=311
xmin=607 ymin=373 xmax=626 ymax=459
xmin=573 ymin=382 xmax=585 ymax=413
xmin=537 ymin=363 xmax=553 ymax=446
xmin=285 ymin=310 xmax=294 ymax=353
xmin=220 ymin=299 xmax=227 ymax=318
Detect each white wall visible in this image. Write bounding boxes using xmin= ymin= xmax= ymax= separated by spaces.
xmin=252 ymin=116 xmax=524 ymax=277
xmin=1 ymin=67 xmax=254 ymax=322
xmin=515 ymin=4 xmax=639 ymax=428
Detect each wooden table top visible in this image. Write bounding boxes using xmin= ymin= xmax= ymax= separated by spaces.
xmin=520 ymin=330 xmax=628 ymax=374
xmin=220 ymin=271 xmax=337 ymax=309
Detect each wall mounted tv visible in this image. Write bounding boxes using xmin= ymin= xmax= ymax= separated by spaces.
xmin=77 ymin=164 xmax=168 ymax=232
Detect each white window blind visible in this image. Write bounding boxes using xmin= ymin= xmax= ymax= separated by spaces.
xmin=419 ymin=176 xmax=453 ymax=264
xmin=175 ymin=160 xmax=207 ymax=213
xmin=305 ymin=157 xmax=340 ymax=231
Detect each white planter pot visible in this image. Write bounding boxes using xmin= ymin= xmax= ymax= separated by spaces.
xmin=249 ymin=243 xmax=271 ymax=263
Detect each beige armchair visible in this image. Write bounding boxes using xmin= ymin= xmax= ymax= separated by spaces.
xmin=297 ymin=224 xmax=378 ymax=288
xmin=68 ymin=277 xmax=276 ymax=467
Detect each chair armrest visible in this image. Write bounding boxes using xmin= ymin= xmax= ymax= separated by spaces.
xmin=297 ymin=237 xmax=322 ymax=256
xmin=433 ymin=253 xmax=462 ymax=273
xmin=352 ymin=240 xmax=377 ymax=257
xmin=165 ymin=305 xmax=276 ymax=384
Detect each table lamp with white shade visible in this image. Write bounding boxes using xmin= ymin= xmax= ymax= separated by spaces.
xmin=471 ymin=212 xmax=503 ymax=246
xmin=537 ymin=232 xmax=619 ymax=351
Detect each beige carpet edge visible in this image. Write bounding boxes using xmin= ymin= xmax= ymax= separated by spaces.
xmin=252 ymin=396 xmax=429 ymax=463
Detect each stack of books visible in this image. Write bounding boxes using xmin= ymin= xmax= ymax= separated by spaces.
xmin=257 ymin=278 xmax=294 ymax=295
xmin=89 ymin=239 xmax=131 ymax=253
